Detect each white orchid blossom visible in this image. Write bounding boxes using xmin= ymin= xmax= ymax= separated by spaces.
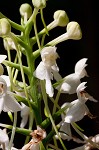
xmin=0 ymin=76 xmax=22 ymax=113
xmin=59 ymin=58 xmax=88 ymax=94
xmin=63 ymin=82 xmax=97 ymax=123
xmin=58 ymin=82 xmax=97 ymax=141
xmin=34 ymin=46 xmax=61 ymax=97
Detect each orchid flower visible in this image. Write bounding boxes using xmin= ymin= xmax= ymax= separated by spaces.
xmin=63 ymin=82 xmax=97 ymax=123
xmin=58 ymin=82 xmax=97 ymax=141
xmin=34 ymin=46 xmax=62 ymax=97
xmin=59 ymin=58 xmax=88 ymax=94
xmin=0 ymin=76 xmax=22 ymax=113
xmin=22 ymin=126 xmax=46 ymax=150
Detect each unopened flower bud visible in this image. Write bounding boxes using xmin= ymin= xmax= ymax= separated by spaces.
xmin=19 ymin=3 xmax=32 ymax=19
xmin=0 ymin=18 xmax=11 ymax=37
xmin=54 ymin=10 xmax=69 ymax=27
xmin=32 ymin=0 xmax=46 ymax=9
xmin=66 ymin=21 xmax=82 ymax=40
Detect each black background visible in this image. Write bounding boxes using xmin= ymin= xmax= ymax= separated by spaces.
xmin=0 ymin=0 xmax=99 ymax=149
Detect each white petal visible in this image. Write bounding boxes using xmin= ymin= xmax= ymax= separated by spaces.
xmin=60 ymin=122 xmax=72 ymax=140
xmin=75 ymin=58 xmax=88 ymax=78
xmin=0 ymin=129 xmax=9 ymax=143
xmin=61 ymin=73 xmax=81 ymax=94
xmin=76 ymin=82 xmax=87 ymax=94
xmin=0 ymin=55 xmax=7 ymax=63
xmin=33 ymin=62 xmax=47 ymax=80
xmin=65 ymin=100 xmax=88 ymax=123
xmin=20 ymin=115 xmax=28 ymax=128
xmin=0 ymin=97 xmax=4 ymax=113
xmin=1 ymin=75 xmax=10 ymax=88
xmin=46 ymin=78 xmax=54 ymax=97
xmin=3 ymin=93 xmax=22 ymax=112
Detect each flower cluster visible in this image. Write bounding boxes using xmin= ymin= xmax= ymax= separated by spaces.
xmin=0 ymin=0 xmax=98 ymax=150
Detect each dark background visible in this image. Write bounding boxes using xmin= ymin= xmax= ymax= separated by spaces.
xmin=0 ymin=0 xmax=99 ymax=149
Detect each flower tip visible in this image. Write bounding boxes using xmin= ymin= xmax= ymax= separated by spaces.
xmin=0 ymin=18 xmax=11 ymax=37
xmin=76 ymin=82 xmax=87 ymax=93
xmin=66 ymin=21 xmax=82 ymax=40
xmin=54 ymin=10 xmax=69 ymax=27
xmin=19 ymin=3 xmax=32 ymax=19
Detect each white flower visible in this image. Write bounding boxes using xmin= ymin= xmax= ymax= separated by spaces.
xmin=59 ymin=58 xmax=88 ymax=94
xmin=0 ymin=55 xmax=7 ymax=75
xmin=20 ymin=103 xmax=30 ymax=128
xmin=0 ymin=128 xmax=9 ymax=150
xmin=63 ymin=82 xmax=97 ymax=123
xmin=34 ymin=46 xmax=61 ymax=97
xmin=0 ymin=76 xmax=22 ymax=113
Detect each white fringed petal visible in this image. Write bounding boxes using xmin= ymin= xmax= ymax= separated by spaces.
xmin=3 ymin=93 xmax=22 ymax=112
xmin=75 ymin=58 xmax=88 ymax=78
xmin=0 ymin=97 xmax=4 ymax=113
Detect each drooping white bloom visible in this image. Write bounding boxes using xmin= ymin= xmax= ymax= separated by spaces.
xmin=60 ymin=58 xmax=88 ymax=94
xmin=0 ymin=76 xmax=22 ymax=113
xmin=0 ymin=128 xmax=9 ymax=150
xmin=63 ymin=82 xmax=97 ymax=123
xmin=22 ymin=126 xmax=46 ymax=150
xmin=34 ymin=46 xmax=61 ymax=97
xmin=0 ymin=55 xmax=7 ymax=75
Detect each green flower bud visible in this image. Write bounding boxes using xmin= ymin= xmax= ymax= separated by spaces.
xmin=66 ymin=21 xmax=82 ymax=40
xmin=0 ymin=18 xmax=11 ymax=37
xmin=54 ymin=10 xmax=69 ymax=27
xmin=32 ymin=0 xmax=46 ymax=9
xmin=19 ymin=3 xmax=32 ymax=19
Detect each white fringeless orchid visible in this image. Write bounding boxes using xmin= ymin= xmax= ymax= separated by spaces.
xmin=22 ymin=126 xmax=46 ymax=150
xmin=34 ymin=46 xmax=61 ymax=97
xmin=63 ymin=82 xmax=97 ymax=123
xmin=0 ymin=76 xmax=22 ymax=113
xmin=59 ymin=58 xmax=88 ymax=94
xmin=58 ymin=82 xmax=97 ymax=141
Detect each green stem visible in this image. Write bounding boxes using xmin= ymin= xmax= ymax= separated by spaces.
xmin=52 ymin=91 xmax=61 ymax=114
xmin=8 ymin=112 xmax=17 ymax=150
xmin=0 ymin=12 xmax=24 ymax=31
xmin=3 ymin=60 xmax=29 ymax=75
xmin=40 ymin=81 xmax=67 ymax=150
